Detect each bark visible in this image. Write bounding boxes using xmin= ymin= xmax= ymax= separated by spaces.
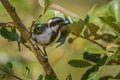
xmin=0 ymin=0 xmax=58 ymax=79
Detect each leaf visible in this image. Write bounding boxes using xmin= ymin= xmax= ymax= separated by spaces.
xmin=38 ymin=10 xmax=55 ymax=23
xmin=86 ymin=47 xmax=107 ymax=54
xmin=115 ymin=72 xmax=120 ymax=79
xmin=81 ymin=56 xmax=108 ymax=80
xmin=84 ymin=5 xmax=96 ymax=24
xmin=37 ymin=74 xmax=43 ymax=80
xmin=0 ymin=28 xmax=19 ymax=41
xmin=86 ymin=23 xmax=99 ymax=36
xmin=68 ymin=19 xmax=84 ymax=34
xmin=114 ymin=37 xmax=120 ymax=44
xmin=54 ymin=10 xmax=65 ymax=19
xmin=1 ymin=73 xmax=6 ymax=79
xmin=25 ymin=66 xmax=30 ymax=78
xmin=101 ymin=33 xmax=116 ymax=42
xmin=107 ymin=0 xmax=120 ymax=22
xmin=94 ymin=34 xmax=102 ymax=40
xmin=84 ymin=15 xmax=90 ymax=24
xmin=113 ymin=49 xmax=120 ymax=60
xmin=83 ymin=52 xmax=101 ymax=63
xmin=45 ymin=74 xmax=56 ymax=80
xmin=99 ymin=16 xmax=120 ymax=36
xmin=83 ymin=27 xmax=91 ymax=38
xmin=6 ymin=62 xmax=13 ymax=73
xmin=56 ymin=30 xmax=69 ymax=48
xmin=68 ymin=60 xmax=92 ymax=68
xmin=114 ymin=22 xmax=120 ymax=28
xmin=66 ymin=16 xmax=80 ymax=23
xmin=38 ymin=10 xmax=66 ymax=23
xmin=66 ymin=74 xmax=72 ymax=80
xmin=99 ymin=75 xmax=114 ymax=80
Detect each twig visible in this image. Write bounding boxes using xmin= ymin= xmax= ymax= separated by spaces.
xmin=71 ymin=32 xmax=105 ymax=49
xmin=30 ymin=7 xmax=47 ymax=33
xmin=0 ymin=22 xmax=34 ymax=51
xmin=0 ymin=22 xmax=16 ymax=28
xmin=0 ymin=67 xmax=23 ymax=80
xmin=0 ymin=0 xmax=58 ymax=79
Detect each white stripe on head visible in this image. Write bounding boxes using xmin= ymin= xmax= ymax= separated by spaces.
xmin=48 ymin=19 xmax=52 ymax=24
xmin=48 ymin=18 xmax=60 ymax=24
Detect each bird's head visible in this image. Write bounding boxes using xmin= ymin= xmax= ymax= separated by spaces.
xmin=33 ymin=17 xmax=70 ymax=34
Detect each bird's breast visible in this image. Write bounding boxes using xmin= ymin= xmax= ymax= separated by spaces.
xmin=32 ymin=27 xmax=60 ymax=46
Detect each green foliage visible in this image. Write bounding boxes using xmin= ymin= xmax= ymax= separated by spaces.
xmin=107 ymin=0 xmax=120 ymax=22
xmin=101 ymin=33 xmax=116 ymax=42
xmin=114 ymin=37 xmax=120 ymax=44
xmin=99 ymin=16 xmax=120 ymax=36
xmin=37 ymin=10 xmax=65 ymax=23
xmin=37 ymin=74 xmax=56 ymax=80
xmin=81 ymin=56 xmax=108 ymax=80
xmin=84 ymin=5 xmax=96 ymax=24
xmin=68 ymin=19 xmax=84 ymax=34
xmin=67 ymin=0 xmax=120 ymax=80
xmin=83 ymin=23 xmax=99 ymax=37
xmin=68 ymin=60 xmax=92 ymax=68
xmin=56 ymin=30 xmax=69 ymax=47
xmin=0 ymin=62 xmax=14 ymax=79
xmin=83 ymin=52 xmax=101 ymax=63
xmin=66 ymin=74 xmax=72 ymax=80
xmin=25 ymin=66 xmax=31 ymax=79
xmin=98 ymin=72 xmax=120 ymax=80
xmin=86 ymin=47 xmax=107 ymax=54
xmin=37 ymin=74 xmax=43 ymax=80
xmin=45 ymin=74 xmax=56 ymax=80
xmin=1 ymin=73 xmax=6 ymax=79
xmin=6 ymin=62 xmax=13 ymax=73
xmin=0 ymin=28 xmax=19 ymax=41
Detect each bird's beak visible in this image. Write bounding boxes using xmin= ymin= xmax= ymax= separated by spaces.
xmin=64 ymin=20 xmax=70 ymax=25
xmin=59 ymin=20 xmax=70 ymax=27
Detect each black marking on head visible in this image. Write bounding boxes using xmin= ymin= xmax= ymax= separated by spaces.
xmin=48 ymin=17 xmax=69 ymax=27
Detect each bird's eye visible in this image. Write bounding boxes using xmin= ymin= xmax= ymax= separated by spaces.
xmin=36 ymin=27 xmax=41 ymax=32
xmin=33 ymin=27 xmax=42 ymax=34
xmin=38 ymin=27 xmax=41 ymax=31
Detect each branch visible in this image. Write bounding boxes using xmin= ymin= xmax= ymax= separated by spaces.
xmin=0 ymin=67 xmax=23 ymax=80
xmin=0 ymin=22 xmax=15 ymax=28
xmin=30 ymin=6 xmax=47 ymax=33
xmin=0 ymin=0 xmax=58 ymax=79
xmin=71 ymin=32 xmax=105 ymax=49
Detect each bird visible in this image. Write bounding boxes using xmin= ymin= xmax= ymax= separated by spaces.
xmin=31 ymin=17 xmax=70 ymax=57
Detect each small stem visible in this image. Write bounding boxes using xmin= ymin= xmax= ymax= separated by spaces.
xmin=0 ymin=22 xmax=16 ymax=28
xmin=71 ymin=32 xmax=105 ymax=49
xmin=34 ymin=7 xmax=47 ymax=23
xmin=0 ymin=68 xmax=23 ymax=80
xmin=30 ymin=7 xmax=47 ymax=33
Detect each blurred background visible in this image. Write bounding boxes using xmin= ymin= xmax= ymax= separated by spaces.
xmin=1 ymin=0 xmax=120 ymax=80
